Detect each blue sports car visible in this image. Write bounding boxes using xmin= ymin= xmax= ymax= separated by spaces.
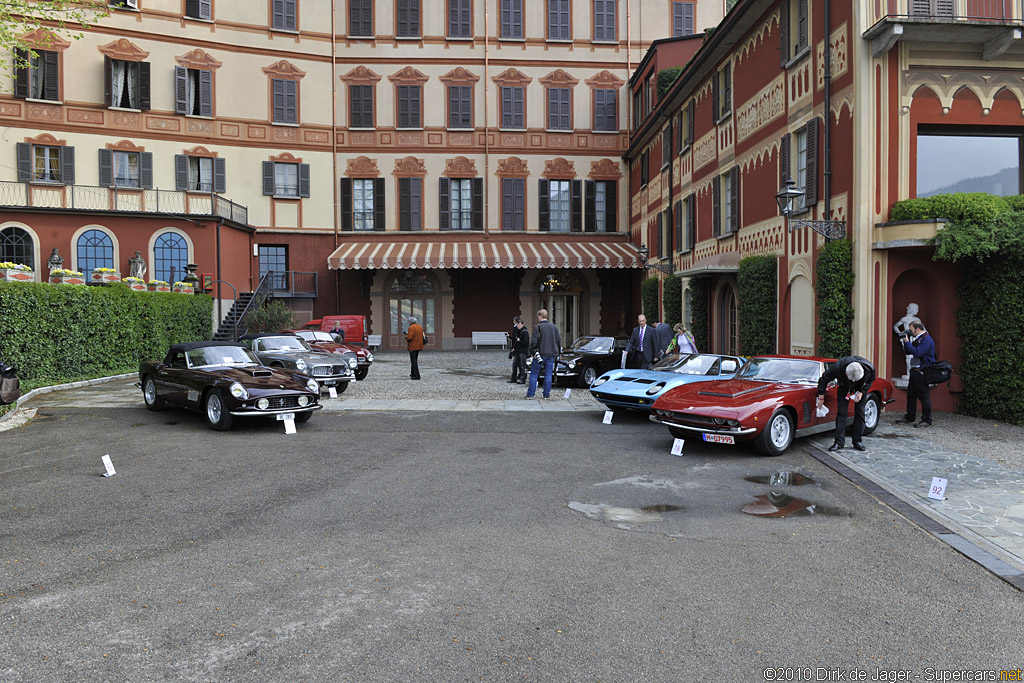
xmin=589 ymin=353 xmax=745 ymax=411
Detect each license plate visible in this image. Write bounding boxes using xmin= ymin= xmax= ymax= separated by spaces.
xmin=702 ymin=434 xmax=735 ymax=444
xmin=276 ymin=412 xmax=295 ymax=421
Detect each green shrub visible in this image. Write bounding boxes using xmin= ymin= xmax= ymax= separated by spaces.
xmin=816 ymin=240 xmax=854 ymax=358
xmin=737 ymin=254 xmax=777 ymax=356
xmin=1003 ymin=195 xmax=1024 ymax=212
xmin=890 ymin=192 xmax=1010 ymax=226
xmin=662 ymin=275 xmax=682 ymax=328
xmin=657 ymin=67 xmax=683 ymax=100
xmin=889 ymin=198 xmax=933 ymax=222
xmin=934 ymin=209 xmax=1024 ymax=262
xmin=688 ymin=277 xmax=709 ymax=352
xmin=245 ymin=299 xmax=298 ymax=334
xmin=0 ymin=281 xmax=212 ymax=386
xmin=641 ymin=277 xmax=660 ymax=321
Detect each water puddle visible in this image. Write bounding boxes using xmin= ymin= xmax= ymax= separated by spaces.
xmin=568 ymin=501 xmax=683 ymax=525
xmin=742 ymin=492 xmax=821 ymax=517
xmin=744 ymin=471 xmax=815 ymax=486
xmin=640 ymin=504 xmax=682 ymax=513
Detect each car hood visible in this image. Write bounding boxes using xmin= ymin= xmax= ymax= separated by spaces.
xmin=593 ymin=369 xmax=725 ymax=393
xmin=203 ymin=365 xmax=311 ymax=390
xmin=256 ymin=350 xmax=344 ymax=365
xmin=653 ymin=378 xmax=812 ymax=412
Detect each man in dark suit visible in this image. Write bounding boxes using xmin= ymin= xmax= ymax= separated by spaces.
xmin=815 ymin=355 xmax=876 ymax=452
xmin=626 ymin=314 xmax=657 ymax=370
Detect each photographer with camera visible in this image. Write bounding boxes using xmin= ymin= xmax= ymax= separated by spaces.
xmin=507 ymin=316 xmax=530 ymax=384
xmin=898 ymin=320 xmax=936 ymax=427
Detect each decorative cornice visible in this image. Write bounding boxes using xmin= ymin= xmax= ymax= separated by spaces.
xmin=588 ymin=158 xmax=622 ymax=180
xmin=491 ymin=68 xmax=531 ymax=87
xmin=183 ymin=145 xmax=218 ymax=157
xmin=496 ymin=156 xmax=530 ymax=178
xmin=341 ymin=65 xmax=382 ymax=85
xmin=269 ymin=151 xmax=303 ymax=163
xmin=175 ymin=48 xmax=223 ymax=71
xmin=543 ymin=157 xmax=575 ymax=179
xmin=585 ymin=70 xmax=625 ymax=89
xmin=439 ymin=66 xmax=480 ymax=85
xmin=539 ymin=69 xmax=579 ymax=88
xmin=98 ymin=38 xmax=150 ymax=62
xmin=346 ymin=156 xmax=380 ymax=177
xmin=388 ymin=66 xmax=429 ymax=85
xmin=105 ymin=139 xmax=146 ymax=152
xmin=392 ymin=156 xmax=427 ymax=177
xmin=24 ymin=133 xmax=66 ymax=146
xmin=18 ymin=28 xmax=71 ymax=52
xmin=444 ymin=156 xmax=478 ymax=178
xmin=262 ymin=60 xmax=306 ymax=80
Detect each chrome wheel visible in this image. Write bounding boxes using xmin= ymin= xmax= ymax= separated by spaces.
xmin=769 ymin=412 xmax=792 ymax=450
xmin=204 ymin=390 xmax=233 ymax=431
xmin=862 ymin=394 xmax=881 ymax=435
xmin=580 ymin=366 xmax=598 ymax=388
xmin=143 ymin=377 xmax=164 ymax=410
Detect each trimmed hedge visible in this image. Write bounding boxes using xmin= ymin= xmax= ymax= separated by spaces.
xmin=662 ymin=275 xmax=682 ymax=328
xmin=641 ymin=277 xmax=660 ymax=321
xmin=737 ymin=254 xmax=777 ymax=356
xmin=816 ymin=239 xmax=854 ymax=358
xmin=688 ymin=277 xmax=709 ymax=353
xmin=0 ymin=281 xmax=212 ymax=385
xmin=890 ymin=192 xmax=1010 ymax=227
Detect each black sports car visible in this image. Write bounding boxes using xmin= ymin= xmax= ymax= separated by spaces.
xmin=547 ymin=335 xmax=630 ymax=387
xmin=139 ymin=341 xmax=322 ymax=430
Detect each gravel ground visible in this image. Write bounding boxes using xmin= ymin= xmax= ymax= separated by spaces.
xmin=357 ymin=351 xmax=1024 ymax=473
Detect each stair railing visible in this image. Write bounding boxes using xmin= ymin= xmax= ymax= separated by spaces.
xmin=230 ymin=270 xmax=275 ymax=341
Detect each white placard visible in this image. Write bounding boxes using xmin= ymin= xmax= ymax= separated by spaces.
xmin=283 ymin=418 xmax=297 ymax=434
xmin=328 ymin=387 xmax=338 ymax=399
xmin=563 ymin=388 xmax=572 ymax=399
xmin=602 ymin=410 xmax=613 ymax=424
xmin=928 ymin=476 xmax=948 ymax=500
xmin=670 ymin=438 xmax=685 ymax=456
xmin=101 ymin=454 xmax=116 ymax=477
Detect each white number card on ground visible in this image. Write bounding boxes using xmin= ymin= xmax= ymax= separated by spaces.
xmin=563 ymin=388 xmax=572 ymax=399
xmin=101 ymin=454 xmax=116 ymax=477
xmin=671 ymin=439 xmax=685 ymax=456
xmin=928 ymin=476 xmax=948 ymax=500
xmin=602 ymin=410 xmax=613 ymax=424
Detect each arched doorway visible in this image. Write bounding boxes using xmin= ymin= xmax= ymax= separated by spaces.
xmin=716 ymin=281 xmax=738 ymax=355
xmin=789 ymin=275 xmax=814 ymax=356
xmin=387 ymin=270 xmax=440 ymax=349
xmin=536 ymin=271 xmax=584 ymax=348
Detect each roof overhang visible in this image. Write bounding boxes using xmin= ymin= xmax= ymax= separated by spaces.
xmin=676 ymin=251 xmax=740 ymax=277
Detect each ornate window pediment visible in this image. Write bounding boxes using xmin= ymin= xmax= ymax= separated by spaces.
xmin=492 ymin=68 xmax=531 ymax=87
xmin=586 ymin=70 xmax=625 ymax=89
xmin=19 ymin=28 xmax=71 ymax=52
xmin=389 ymin=67 xmax=429 ymax=85
xmin=175 ymin=49 xmax=223 ymax=71
xmin=540 ymin=69 xmax=579 ymax=88
xmin=106 ymin=139 xmax=146 ymax=152
xmin=341 ymin=66 xmax=382 ymax=85
xmin=270 ymin=151 xmax=303 ymax=163
xmin=98 ymin=38 xmax=150 ymax=61
xmin=24 ymin=133 xmax=66 ymax=146
xmin=183 ymin=145 xmax=218 ymax=157
xmin=346 ymin=156 xmax=380 ymax=177
xmin=439 ymin=67 xmax=480 ymax=86
xmin=444 ymin=156 xmax=478 ymax=178
xmin=262 ymin=60 xmax=306 ymax=80
xmin=392 ymin=156 xmax=427 ymax=177
xmin=543 ymin=158 xmax=575 ymax=179
xmin=588 ymin=158 xmax=622 ymax=180
xmin=497 ymin=156 xmax=530 ymax=178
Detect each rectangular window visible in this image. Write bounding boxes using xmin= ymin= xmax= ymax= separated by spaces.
xmin=448 ymin=0 xmax=471 ymax=37
xmin=396 ymin=0 xmax=420 ymax=37
xmin=350 ymin=0 xmax=373 ymax=36
xmin=174 ymin=67 xmax=213 ymax=117
xmin=448 ymin=85 xmax=472 ymax=128
xmin=17 ymin=49 xmax=59 ymax=101
xmin=585 ymin=179 xmax=616 ymax=232
xmin=175 ymin=154 xmax=225 ymax=193
xmin=722 ymin=171 xmax=732 ymax=234
xmin=548 ymin=87 xmax=571 ymax=131
xmin=672 ymin=2 xmax=694 ymax=37
xmin=540 ymin=179 xmax=581 ymax=232
xmin=712 ymin=64 xmax=731 ymax=122
xmin=353 ymin=178 xmax=375 ymax=230
xmin=449 ymin=178 xmax=473 ymax=229
xmin=501 ymin=0 xmax=523 ymax=39
xmin=795 ymin=127 xmax=808 ymax=211
xmin=397 ymin=85 xmax=421 ymax=128
xmin=350 ymin=84 xmax=374 ymax=128
xmin=640 ymin=150 xmax=649 ymax=186
xmin=105 ymin=57 xmax=150 ymax=110
xmin=678 ymin=100 xmax=693 ymax=150
xmin=185 ymin=0 xmax=211 ymax=19
xmin=501 ymin=86 xmax=524 ymax=129
xmin=189 ymin=157 xmax=213 ymax=192
xmin=275 ymin=162 xmax=298 ymax=196
xmin=18 ymin=142 xmax=74 ymax=184
xmin=548 ymin=179 xmax=571 ymax=231
xmin=548 ymin=0 xmax=570 ymax=40
xmin=593 ymin=89 xmax=617 ymax=131
xmin=398 ymin=177 xmax=422 ymax=231
xmin=262 ymin=160 xmax=309 ymax=197
xmin=661 ymin=124 xmax=673 ymax=169
xmin=632 ymin=91 xmax=641 ymax=130
xmin=113 ymin=151 xmax=141 ymax=188
xmin=780 ymin=0 xmax=809 ymax=65
xmin=33 ymin=146 xmax=62 ymax=183
xmin=110 ymin=0 xmax=139 ymax=8
xmin=502 ymin=178 xmax=525 ymax=230
xmin=713 ymin=167 xmax=739 ymax=236
xmin=593 ymin=0 xmax=615 ymax=41
xmin=258 ymin=245 xmax=288 ymax=290
xmin=272 ymin=78 xmax=298 ymax=124
xmin=917 ymin=133 xmax=1020 ymax=197
xmin=272 ymin=0 xmax=297 ymax=31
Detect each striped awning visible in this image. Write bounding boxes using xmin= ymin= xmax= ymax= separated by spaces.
xmin=327 ymin=234 xmax=643 ymax=270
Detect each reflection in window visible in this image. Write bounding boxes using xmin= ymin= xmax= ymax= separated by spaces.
xmin=549 ymin=179 xmax=571 ymax=232
xmin=917 ymin=134 xmax=1020 ymax=197
xmin=390 ymin=271 xmax=435 ymax=294
xmin=0 ymin=227 xmax=34 ymax=270
xmin=76 ymin=229 xmax=114 ymax=273
xmin=154 ymin=232 xmax=188 ymax=283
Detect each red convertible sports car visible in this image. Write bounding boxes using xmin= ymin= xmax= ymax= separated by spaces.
xmin=649 ymin=355 xmax=896 ymax=456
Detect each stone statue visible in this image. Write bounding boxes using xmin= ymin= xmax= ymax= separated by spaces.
xmin=47 ymin=248 xmax=63 ymax=274
xmin=893 ymin=302 xmax=922 ymax=380
xmin=128 ymin=251 xmax=147 ymax=280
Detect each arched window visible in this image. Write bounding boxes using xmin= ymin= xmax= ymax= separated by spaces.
xmin=76 ymin=229 xmax=114 ymax=273
xmin=153 ymin=232 xmax=188 ymax=283
xmin=0 ymin=227 xmax=34 ymax=270
xmin=717 ymin=284 xmax=738 ymax=356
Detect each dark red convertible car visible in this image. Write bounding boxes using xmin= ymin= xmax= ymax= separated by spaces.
xmin=649 ymin=355 xmax=896 ymax=456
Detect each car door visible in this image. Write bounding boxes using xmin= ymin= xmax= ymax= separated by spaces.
xmin=810 ymin=361 xmax=839 ymax=427
xmin=158 ymin=351 xmax=190 ymax=406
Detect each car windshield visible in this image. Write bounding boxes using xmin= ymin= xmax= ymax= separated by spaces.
xmin=737 ymin=358 xmax=821 ymax=384
xmin=569 ymin=337 xmax=613 ymax=353
xmin=257 ymin=336 xmax=310 ymax=352
xmin=298 ymin=331 xmax=334 ymax=343
xmin=186 ymin=346 xmax=259 ymax=368
xmin=655 ymin=354 xmax=722 ymax=376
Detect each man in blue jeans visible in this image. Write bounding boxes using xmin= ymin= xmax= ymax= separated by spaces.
xmin=526 ymin=308 xmax=560 ymax=399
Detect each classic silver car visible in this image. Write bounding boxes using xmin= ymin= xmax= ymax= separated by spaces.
xmin=239 ymin=333 xmax=355 ymax=393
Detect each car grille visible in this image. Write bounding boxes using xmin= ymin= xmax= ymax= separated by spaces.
xmin=310 ymin=365 xmax=344 ymax=376
xmin=652 ymin=409 xmax=715 ymax=426
xmin=264 ymin=396 xmax=302 ymax=410
xmin=592 ymin=392 xmax=651 ymax=406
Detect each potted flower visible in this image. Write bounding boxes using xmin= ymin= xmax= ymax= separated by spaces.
xmin=172 ymin=280 xmax=194 ymax=294
xmin=122 ymin=276 xmax=147 ymax=291
xmin=0 ymin=262 xmax=34 ymax=282
xmin=147 ymin=279 xmax=171 ymax=292
xmin=90 ymin=266 xmax=121 ymax=284
xmin=50 ymin=268 xmax=86 ymax=285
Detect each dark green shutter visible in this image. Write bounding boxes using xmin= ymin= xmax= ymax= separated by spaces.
xmin=199 ymin=70 xmax=212 ymax=117
xmin=175 ymin=66 xmax=188 ymax=114
xmin=538 ymin=179 xmax=550 ymax=232
xmin=340 ymin=178 xmax=353 ymax=230
xmin=60 ymin=146 xmax=74 ymax=185
xmin=605 ymin=180 xmax=617 ymax=232
xmin=571 ymin=180 xmax=582 ymax=232
xmin=373 ymin=178 xmax=385 ymax=230
xmin=298 ymin=163 xmax=310 ymax=197
xmin=14 ymin=49 xmax=29 ymax=99
xmin=99 ymin=149 xmax=113 ymax=187
xmin=139 ymin=61 xmax=151 ymax=110
xmin=140 ymin=152 xmax=153 ymax=189
xmin=214 ymin=157 xmax=226 ymax=193
xmin=16 ymin=143 xmax=31 ymax=182
xmin=472 ymin=177 xmax=483 ymax=230
xmin=262 ymin=161 xmax=275 ymax=196
xmin=438 ymin=178 xmax=450 ymax=229
xmin=584 ymin=180 xmax=596 ymax=232
xmin=42 ymin=51 xmax=58 ymax=101
xmin=805 ymin=117 xmax=819 ymax=207
xmin=175 ymin=155 xmax=188 ymax=190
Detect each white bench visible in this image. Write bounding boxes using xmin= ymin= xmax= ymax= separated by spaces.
xmin=367 ymin=334 xmax=382 ymax=350
xmin=472 ymin=331 xmax=508 ymax=350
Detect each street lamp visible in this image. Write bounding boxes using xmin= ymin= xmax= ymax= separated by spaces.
xmin=636 ymin=243 xmax=675 ymax=275
xmin=775 ymin=178 xmax=847 ymax=240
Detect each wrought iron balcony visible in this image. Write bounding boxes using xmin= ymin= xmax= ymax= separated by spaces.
xmin=867 ymin=1 xmax=1023 ymax=58
xmin=0 ymin=180 xmax=248 ymax=225
xmin=266 ymin=270 xmax=318 ymax=298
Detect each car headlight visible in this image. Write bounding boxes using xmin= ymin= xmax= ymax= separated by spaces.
xmin=305 ymin=379 xmax=319 ymax=394
xmin=229 ymin=382 xmax=247 ymax=399
xmin=296 ymin=359 xmax=307 ymax=371
xmin=256 ymin=398 xmax=269 ymax=410
xmin=568 ymin=360 xmax=576 ymax=369
xmin=591 ymin=377 xmax=609 ymax=387
xmin=366 ymin=352 xmax=373 ymax=362
xmin=297 ymin=395 xmax=309 ymax=407
xmin=646 ymin=382 xmax=666 ymax=396
xmin=348 ymin=358 xmax=357 ymax=368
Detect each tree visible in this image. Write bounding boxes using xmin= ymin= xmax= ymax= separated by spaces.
xmin=1 ymin=1 xmax=108 ymax=87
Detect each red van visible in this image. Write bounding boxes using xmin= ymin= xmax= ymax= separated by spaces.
xmin=302 ymin=315 xmax=369 ymax=347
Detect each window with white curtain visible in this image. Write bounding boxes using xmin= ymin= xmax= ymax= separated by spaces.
xmin=113 ymin=151 xmax=140 ymax=187
xmin=549 ymin=179 xmax=571 ymax=231
xmin=353 ymin=178 xmax=375 ymax=230
xmin=450 ymin=178 xmax=473 ymax=230
xmin=189 ymin=156 xmax=213 ymax=192
xmin=111 ymin=60 xmax=140 ymax=109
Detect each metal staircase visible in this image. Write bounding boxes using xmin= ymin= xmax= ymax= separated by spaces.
xmin=212 ymin=271 xmax=275 ymax=341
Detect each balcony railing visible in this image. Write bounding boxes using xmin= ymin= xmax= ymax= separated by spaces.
xmin=0 ymin=181 xmax=248 ymax=225
xmin=266 ymin=270 xmax=318 ymax=298
xmin=872 ymin=0 xmax=1021 ymax=24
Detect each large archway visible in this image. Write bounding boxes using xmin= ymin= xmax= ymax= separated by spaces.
xmin=385 ymin=270 xmax=441 ymax=350
xmin=531 ymin=270 xmax=588 ymax=348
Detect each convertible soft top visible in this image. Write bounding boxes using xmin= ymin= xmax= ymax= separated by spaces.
xmin=165 ymin=340 xmax=245 ymax=357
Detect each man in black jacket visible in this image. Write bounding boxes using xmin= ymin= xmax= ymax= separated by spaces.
xmin=507 ymin=316 xmax=530 ymax=384
xmin=815 ymin=355 xmax=876 ymax=452
xmin=526 ymin=309 xmax=560 ymax=399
